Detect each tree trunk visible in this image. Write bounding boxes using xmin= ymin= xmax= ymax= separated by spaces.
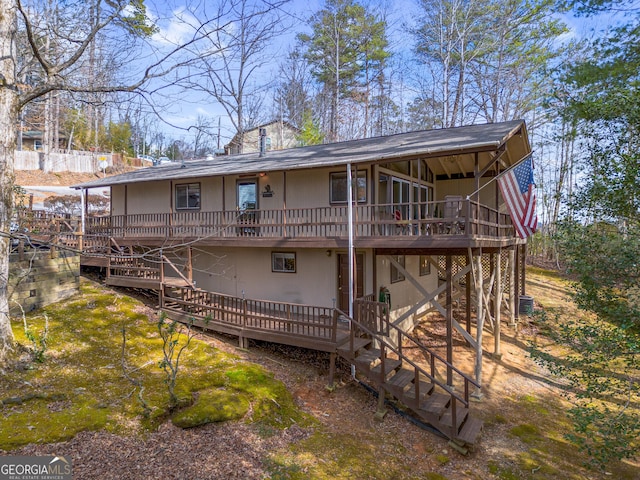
xmin=0 ymin=0 xmax=18 ymax=360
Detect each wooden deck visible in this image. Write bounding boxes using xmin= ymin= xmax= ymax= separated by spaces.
xmin=156 ymin=284 xmax=483 ymax=448
xmin=12 ymin=199 xmax=521 ymax=265
xmin=14 ymin=207 xmax=490 ymax=447
xmin=82 ymin=199 xmax=520 ymax=251
xmin=161 ymin=284 xmax=349 ymax=352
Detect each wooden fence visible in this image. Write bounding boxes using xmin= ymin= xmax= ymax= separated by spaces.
xmin=15 ymin=150 xmax=114 ymax=173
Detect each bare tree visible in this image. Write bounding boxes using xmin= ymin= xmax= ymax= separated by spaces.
xmin=272 ymin=47 xmax=313 ymax=128
xmin=412 ymin=0 xmax=565 ymax=127
xmin=189 ymin=114 xmax=216 ymax=158
xmin=469 ymin=0 xmax=567 ymax=124
xmin=0 ymin=0 xmax=19 ymax=359
xmin=0 ymin=0 xmax=241 ymax=362
xmin=413 ymin=0 xmax=492 ymax=127
xmin=192 ymin=0 xmax=290 ymax=153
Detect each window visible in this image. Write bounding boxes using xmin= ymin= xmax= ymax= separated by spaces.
xmin=392 ymin=177 xmax=411 ymax=219
xmin=237 ymin=180 xmax=258 ymax=210
xmin=419 ymin=256 xmax=431 ymax=276
xmin=390 ymin=255 xmax=405 ymax=283
xmin=330 ymin=171 xmax=367 ymax=204
xmin=272 ymin=252 xmax=296 ymax=273
xmin=175 ymin=183 xmax=200 ymax=210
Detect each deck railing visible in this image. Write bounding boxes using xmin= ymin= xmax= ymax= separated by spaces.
xmin=16 ymin=210 xmax=80 ymax=235
xmin=85 ymin=199 xmax=514 ymax=240
xmin=108 ymin=254 xmax=161 ymax=282
xmin=161 ymin=285 xmax=340 ymax=344
xmin=352 ymin=297 xmax=481 ymax=438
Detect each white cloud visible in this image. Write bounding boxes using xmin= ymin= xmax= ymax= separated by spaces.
xmin=151 ymin=7 xmax=200 ymax=46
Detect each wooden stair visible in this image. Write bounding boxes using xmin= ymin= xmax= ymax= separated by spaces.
xmin=336 ymin=326 xmax=483 ymax=450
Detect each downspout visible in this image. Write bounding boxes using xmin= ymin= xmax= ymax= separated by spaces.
xmin=80 ymin=188 xmax=86 ymax=236
xmin=347 ymin=163 xmax=354 ymax=318
xmin=347 ymin=163 xmax=355 ymax=380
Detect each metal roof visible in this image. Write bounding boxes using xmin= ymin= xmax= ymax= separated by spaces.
xmin=73 ymin=120 xmax=529 ymax=189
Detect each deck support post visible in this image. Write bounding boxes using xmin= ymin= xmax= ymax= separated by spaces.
xmin=493 ymin=250 xmax=502 ymax=359
xmin=238 ymin=336 xmax=249 ymax=349
xmin=446 ymin=254 xmax=453 ymax=387
xmin=374 ymin=387 xmax=387 ymax=421
xmin=471 ymin=249 xmax=484 ymax=400
xmin=187 ymin=247 xmax=193 ymax=284
xmin=514 ymin=245 xmax=521 ymax=325
xmin=465 ymin=253 xmax=472 ymax=343
xmin=521 ymin=243 xmax=527 ymax=295
xmin=327 ymin=352 xmax=337 ymax=389
xmin=508 ymin=249 xmax=516 ymax=326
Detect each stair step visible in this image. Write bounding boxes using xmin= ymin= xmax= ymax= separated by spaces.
xmin=420 ymin=392 xmax=451 ymax=416
xmin=384 ymin=368 xmax=416 ymax=392
xmin=405 ymin=380 xmax=435 ymax=400
xmin=370 ymin=359 xmax=402 ymax=378
xmin=440 ymin=406 xmax=469 ymax=429
xmin=337 ymin=337 xmax=372 ymax=356
xmin=455 ymin=417 xmax=483 ymax=446
xmin=354 ymin=349 xmax=382 ymax=368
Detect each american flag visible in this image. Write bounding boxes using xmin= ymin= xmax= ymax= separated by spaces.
xmin=498 ymin=155 xmax=537 ymax=239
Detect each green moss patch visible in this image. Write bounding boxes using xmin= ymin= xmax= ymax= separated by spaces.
xmin=172 ymin=389 xmax=250 ymax=427
xmin=424 ymin=474 xmax=449 ymax=480
xmin=495 ymin=389 xmax=630 ymax=480
xmin=2 ymin=279 xmax=309 ymax=451
xmin=509 ymin=423 xmax=540 ymax=444
xmin=270 ymin=429 xmax=414 ymax=480
xmin=225 ymin=364 xmax=311 ymax=428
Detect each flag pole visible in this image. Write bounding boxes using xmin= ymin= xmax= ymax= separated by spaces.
xmin=465 ymin=151 xmax=534 ymax=200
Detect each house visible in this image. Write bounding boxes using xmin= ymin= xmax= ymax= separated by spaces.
xmin=73 ymin=120 xmax=533 ymax=448
xmin=224 ymin=120 xmax=300 ymax=154
xmin=18 ymin=130 xmax=68 ymax=151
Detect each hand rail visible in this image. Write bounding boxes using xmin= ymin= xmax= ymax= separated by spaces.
xmin=161 ymin=255 xmax=194 ymax=288
xmin=351 ymin=299 xmax=481 ymax=408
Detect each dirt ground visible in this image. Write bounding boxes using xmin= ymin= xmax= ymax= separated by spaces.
xmin=10 ymin=305 xmax=553 ymax=480
xmin=15 ymin=170 xmax=103 ymax=186
xmin=13 ymin=275 xmax=636 ymax=480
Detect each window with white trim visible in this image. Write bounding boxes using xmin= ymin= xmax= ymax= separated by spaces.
xmin=175 ymin=183 xmax=201 ymax=210
xmin=272 ymin=252 xmax=296 ymax=273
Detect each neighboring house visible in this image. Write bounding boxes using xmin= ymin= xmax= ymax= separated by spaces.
xmin=18 ymin=130 xmax=68 ymax=151
xmin=73 ymin=120 xmax=533 ymax=448
xmin=224 ymin=120 xmax=300 ymax=155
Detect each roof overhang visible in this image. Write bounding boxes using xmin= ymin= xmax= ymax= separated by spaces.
xmin=73 ymin=120 xmax=530 ymax=189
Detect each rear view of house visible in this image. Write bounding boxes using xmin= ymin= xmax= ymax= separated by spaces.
xmin=74 ymin=120 xmax=533 ymax=450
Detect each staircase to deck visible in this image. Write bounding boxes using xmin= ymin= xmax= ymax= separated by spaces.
xmin=336 ymin=302 xmax=483 ymax=451
xmin=142 ymin=275 xmax=483 ymax=450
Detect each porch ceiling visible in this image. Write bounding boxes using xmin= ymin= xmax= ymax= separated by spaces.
xmin=73 ymin=120 xmax=531 ymax=189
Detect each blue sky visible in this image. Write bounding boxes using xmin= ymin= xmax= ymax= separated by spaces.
xmin=140 ymin=0 xmax=422 ymax=151
xmin=141 ymin=0 xmax=623 ymax=152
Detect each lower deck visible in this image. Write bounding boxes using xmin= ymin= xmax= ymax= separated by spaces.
xmin=156 ymin=281 xmax=485 ymax=447
xmin=161 ymin=284 xmax=349 ymax=352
